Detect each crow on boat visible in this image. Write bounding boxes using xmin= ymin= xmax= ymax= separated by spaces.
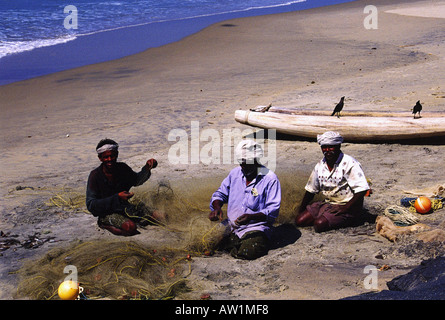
xmin=412 ymin=100 xmax=422 ymax=119
xmin=331 ymin=96 xmax=345 ymax=118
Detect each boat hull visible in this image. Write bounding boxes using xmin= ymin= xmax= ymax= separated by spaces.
xmin=235 ymin=110 xmax=445 ymax=142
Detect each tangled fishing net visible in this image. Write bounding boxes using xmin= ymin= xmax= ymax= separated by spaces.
xmin=43 ymin=187 xmax=89 ymax=213
xmin=384 ymin=205 xmax=420 ymax=226
xmin=15 ymin=240 xmax=191 ymax=300
xmin=14 ymin=172 xmax=306 ymax=300
xmin=14 ymin=177 xmax=229 ymax=300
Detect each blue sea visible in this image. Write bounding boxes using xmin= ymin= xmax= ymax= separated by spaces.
xmin=0 ymin=0 xmax=354 ymax=85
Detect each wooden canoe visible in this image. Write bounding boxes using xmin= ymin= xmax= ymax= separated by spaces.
xmin=234 ymin=108 xmax=445 ymax=142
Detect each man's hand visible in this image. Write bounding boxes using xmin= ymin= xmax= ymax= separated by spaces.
xmin=209 ymin=200 xmax=223 ymax=221
xmin=330 ymin=205 xmax=349 ymax=216
xmin=332 ymin=191 xmax=367 ymax=216
xmin=118 ymin=191 xmax=134 ymax=201
xmin=234 ymin=213 xmax=266 ymax=227
xmin=234 ymin=214 xmax=251 ymax=226
xmin=146 ymin=158 xmax=158 ymax=170
xmin=209 ymin=208 xmax=223 ymax=221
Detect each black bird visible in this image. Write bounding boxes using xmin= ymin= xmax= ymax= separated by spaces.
xmin=331 ymin=96 xmax=345 ymax=118
xmin=412 ymin=100 xmax=422 ymax=119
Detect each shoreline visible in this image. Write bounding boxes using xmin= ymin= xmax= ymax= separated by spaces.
xmin=1 ymin=0 xmax=445 ymax=301
xmin=0 ymin=0 xmax=354 ymax=86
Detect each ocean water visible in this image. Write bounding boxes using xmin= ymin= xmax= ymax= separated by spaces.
xmin=0 ymin=0 xmax=311 ymax=59
xmin=0 ymin=0 xmax=354 ymax=85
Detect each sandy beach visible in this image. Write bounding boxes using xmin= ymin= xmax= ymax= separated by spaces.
xmin=1 ymin=0 xmax=445 ymax=302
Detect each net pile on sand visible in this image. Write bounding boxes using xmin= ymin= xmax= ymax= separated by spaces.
xmin=43 ymin=187 xmax=89 ymax=213
xmin=15 ymin=240 xmax=192 ymax=300
xmin=14 ymin=173 xmax=306 ymax=300
xmin=14 ymin=178 xmax=228 ymax=300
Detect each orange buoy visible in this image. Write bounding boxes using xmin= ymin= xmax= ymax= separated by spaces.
xmin=58 ymin=280 xmax=79 ymax=300
xmin=414 ymin=196 xmax=432 ymax=214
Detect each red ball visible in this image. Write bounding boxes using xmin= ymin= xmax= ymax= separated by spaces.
xmin=414 ymin=196 xmax=431 ymax=214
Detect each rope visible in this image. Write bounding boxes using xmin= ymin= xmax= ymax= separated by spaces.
xmin=401 ymin=196 xmax=444 ymax=213
xmin=244 ymin=110 xmax=251 ymax=123
xmin=384 ymin=205 xmax=420 ymax=226
xmin=431 ymin=198 xmax=443 ymax=211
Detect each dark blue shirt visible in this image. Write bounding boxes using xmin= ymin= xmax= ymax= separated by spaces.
xmin=86 ymin=162 xmax=151 ymax=217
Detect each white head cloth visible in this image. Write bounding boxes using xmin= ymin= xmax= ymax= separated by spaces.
xmin=235 ymin=139 xmax=263 ymax=162
xmin=96 ymin=143 xmax=119 ymax=154
xmin=317 ymin=131 xmax=344 ymax=146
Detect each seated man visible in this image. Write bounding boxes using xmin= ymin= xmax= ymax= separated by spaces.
xmin=295 ymin=131 xmax=369 ymax=233
xmin=86 ymin=138 xmax=158 ymax=236
xmin=209 ymin=139 xmax=281 ymax=260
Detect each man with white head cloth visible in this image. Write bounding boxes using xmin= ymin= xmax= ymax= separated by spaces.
xmin=86 ymin=138 xmax=159 ymax=236
xmin=295 ymin=131 xmax=370 ymax=232
xmin=209 ymin=139 xmax=281 ymax=260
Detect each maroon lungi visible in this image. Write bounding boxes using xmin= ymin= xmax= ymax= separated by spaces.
xmin=306 ymin=201 xmax=363 ymax=229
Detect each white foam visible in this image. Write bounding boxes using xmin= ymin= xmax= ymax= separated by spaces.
xmin=0 ymin=35 xmax=77 ymax=59
xmin=0 ymin=0 xmax=306 ymax=60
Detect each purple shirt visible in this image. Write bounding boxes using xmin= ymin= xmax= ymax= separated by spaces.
xmin=210 ymin=166 xmax=281 ymax=239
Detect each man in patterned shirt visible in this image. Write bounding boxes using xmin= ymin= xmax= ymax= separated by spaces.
xmin=295 ymin=131 xmax=369 ymax=232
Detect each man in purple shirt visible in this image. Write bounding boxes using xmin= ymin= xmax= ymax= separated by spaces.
xmin=209 ymin=140 xmax=281 ymax=260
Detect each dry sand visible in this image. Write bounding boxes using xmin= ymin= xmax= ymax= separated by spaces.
xmin=1 ymin=0 xmax=445 ymax=301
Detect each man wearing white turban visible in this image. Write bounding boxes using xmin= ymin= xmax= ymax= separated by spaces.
xmin=86 ymin=138 xmax=159 ymax=236
xmin=234 ymin=139 xmax=264 ymax=164
xmin=316 ymin=130 xmax=344 ymax=146
xmin=209 ymin=139 xmax=281 ymax=260
xmin=295 ymin=131 xmax=370 ymax=232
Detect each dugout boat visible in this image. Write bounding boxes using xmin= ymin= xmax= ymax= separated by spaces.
xmin=234 ymin=106 xmax=445 ymax=142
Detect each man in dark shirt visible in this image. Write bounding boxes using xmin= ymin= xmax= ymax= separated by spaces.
xmin=86 ymin=139 xmax=158 ymax=236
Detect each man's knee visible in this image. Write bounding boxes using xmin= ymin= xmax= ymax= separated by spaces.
xmin=233 ymin=232 xmax=269 ymax=260
xmin=295 ymin=210 xmax=314 ymax=227
xmin=99 ymin=216 xmax=137 ymax=236
xmin=313 ymin=216 xmax=330 ymax=233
